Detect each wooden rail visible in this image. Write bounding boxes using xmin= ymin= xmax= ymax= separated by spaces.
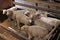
xmin=13 ymin=2 xmax=60 ymax=13
xmin=0 ymin=25 xmax=28 ymax=40
xmin=24 ymin=0 xmax=60 ymax=7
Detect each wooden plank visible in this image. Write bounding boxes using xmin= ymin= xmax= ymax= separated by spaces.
xmin=13 ymin=2 xmax=60 ymax=13
xmin=0 ymin=25 xmax=28 ymax=40
xmin=24 ymin=0 xmax=60 ymax=7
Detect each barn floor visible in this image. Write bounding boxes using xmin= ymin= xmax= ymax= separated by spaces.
xmin=0 ymin=19 xmax=19 ymax=40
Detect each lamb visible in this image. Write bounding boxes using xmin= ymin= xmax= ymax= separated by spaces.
xmin=34 ymin=15 xmax=60 ymax=31
xmin=21 ymin=25 xmax=48 ymax=40
xmin=37 ymin=10 xmax=60 ymax=27
xmin=34 ymin=11 xmax=60 ymax=40
xmin=3 ymin=10 xmax=32 ymax=29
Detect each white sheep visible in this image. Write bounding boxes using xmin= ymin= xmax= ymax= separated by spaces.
xmin=3 ymin=10 xmax=32 ymax=29
xmin=21 ymin=25 xmax=48 ymax=40
xmin=34 ymin=11 xmax=60 ymax=31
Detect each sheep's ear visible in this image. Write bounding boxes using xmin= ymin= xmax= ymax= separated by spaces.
xmin=3 ymin=10 xmax=7 ymax=14
xmin=24 ymin=11 xmax=30 ymax=14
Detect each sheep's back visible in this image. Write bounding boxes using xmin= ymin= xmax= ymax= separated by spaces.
xmin=28 ymin=26 xmax=48 ymax=37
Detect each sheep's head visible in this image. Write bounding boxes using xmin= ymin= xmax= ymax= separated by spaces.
xmin=25 ymin=9 xmax=36 ymax=19
xmin=5 ymin=10 xmax=13 ymax=20
xmin=40 ymin=12 xmax=48 ymax=17
xmin=21 ymin=25 xmax=29 ymax=31
xmin=31 ymin=11 xmax=41 ymax=21
xmin=24 ymin=11 xmax=34 ymax=19
xmin=24 ymin=11 xmax=30 ymax=17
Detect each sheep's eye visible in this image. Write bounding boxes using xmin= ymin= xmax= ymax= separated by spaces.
xmin=25 ymin=13 xmax=30 ymax=17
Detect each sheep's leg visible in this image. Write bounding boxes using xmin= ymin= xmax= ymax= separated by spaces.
xmin=7 ymin=18 xmax=13 ymax=27
xmin=15 ymin=21 xmax=17 ymax=27
xmin=14 ymin=19 xmax=17 ymax=27
xmin=28 ymin=32 xmax=32 ymax=40
xmin=16 ymin=19 xmax=20 ymax=30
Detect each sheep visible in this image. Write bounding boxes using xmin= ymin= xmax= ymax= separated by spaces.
xmin=34 ymin=16 xmax=60 ymax=31
xmin=33 ymin=11 xmax=60 ymax=40
xmin=21 ymin=25 xmax=48 ymax=40
xmin=33 ymin=11 xmax=60 ymax=30
xmin=3 ymin=10 xmax=32 ymax=30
